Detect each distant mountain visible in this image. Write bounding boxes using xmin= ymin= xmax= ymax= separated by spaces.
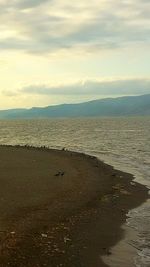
xmin=0 ymin=94 xmax=150 ymax=119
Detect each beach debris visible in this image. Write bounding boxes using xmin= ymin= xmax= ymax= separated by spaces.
xmin=112 ymin=184 xmax=123 ymax=190
xmin=120 ymin=189 xmax=131 ymax=195
xmin=41 ymin=233 xmax=48 ymax=238
xmin=107 ymin=250 xmax=112 ymax=255
xmin=112 ymin=184 xmax=131 ymax=195
xmin=102 ymin=247 xmax=112 ymax=255
xmin=54 ymin=172 xmax=61 ymax=176
xmin=64 ymin=237 xmax=71 ymax=243
xmin=54 ymin=171 xmax=65 ymax=177
xmin=100 ymin=195 xmax=111 ymax=203
xmin=10 ymin=232 xmax=16 ymax=235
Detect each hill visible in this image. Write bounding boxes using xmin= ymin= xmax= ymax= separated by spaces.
xmin=0 ymin=94 xmax=150 ymax=119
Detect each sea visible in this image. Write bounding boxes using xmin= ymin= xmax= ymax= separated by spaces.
xmin=0 ymin=117 xmax=149 ymax=267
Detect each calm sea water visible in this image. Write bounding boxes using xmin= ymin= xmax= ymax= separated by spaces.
xmin=0 ymin=117 xmax=149 ymax=266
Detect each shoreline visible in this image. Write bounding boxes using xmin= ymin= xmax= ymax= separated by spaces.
xmin=0 ymin=145 xmax=149 ymax=267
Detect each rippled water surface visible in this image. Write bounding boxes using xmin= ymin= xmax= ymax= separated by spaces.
xmin=0 ymin=117 xmax=149 ymax=266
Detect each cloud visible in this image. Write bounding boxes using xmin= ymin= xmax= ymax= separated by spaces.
xmin=0 ymin=0 xmax=149 ymax=54
xmin=17 ymin=78 xmax=150 ymax=97
xmin=16 ymin=0 xmax=51 ymax=9
xmin=2 ymin=78 xmax=150 ymax=108
xmin=2 ymin=90 xmax=19 ymax=97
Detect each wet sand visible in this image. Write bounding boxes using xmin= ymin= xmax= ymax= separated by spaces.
xmin=0 ymin=145 xmax=148 ymax=267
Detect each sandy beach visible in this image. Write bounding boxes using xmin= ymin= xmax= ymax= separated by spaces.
xmin=0 ymin=145 xmax=148 ymax=267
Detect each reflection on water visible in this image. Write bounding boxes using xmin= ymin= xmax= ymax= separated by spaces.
xmin=0 ymin=116 xmax=149 ymax=267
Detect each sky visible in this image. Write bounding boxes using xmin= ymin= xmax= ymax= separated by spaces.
xmin=0 ymin=0 xmax=150 ymax=109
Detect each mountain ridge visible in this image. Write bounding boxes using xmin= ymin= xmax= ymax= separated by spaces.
xmin=0 ymin=94 xmax=150 ymax=119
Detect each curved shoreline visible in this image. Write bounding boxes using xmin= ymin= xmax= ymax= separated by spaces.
xmin=0 ymin=145 xmax=149 ymax=267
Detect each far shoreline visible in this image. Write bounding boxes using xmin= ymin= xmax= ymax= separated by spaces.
xmin=0 ymin=145 xmax=149 ymax=267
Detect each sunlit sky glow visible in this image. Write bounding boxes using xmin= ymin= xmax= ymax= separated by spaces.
xmin=0 ymin=0 xmax=150 ymax=109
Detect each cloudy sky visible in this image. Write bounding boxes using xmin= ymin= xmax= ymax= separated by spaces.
xmin=0 ymin=0 xmax=150 ymax=109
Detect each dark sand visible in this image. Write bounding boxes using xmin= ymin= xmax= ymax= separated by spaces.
xmin=0 ymin=145 xmax=148 ymax=267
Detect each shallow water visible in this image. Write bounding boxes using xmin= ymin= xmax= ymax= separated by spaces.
xmin=0 ymin=117 xmax=149 ymax=266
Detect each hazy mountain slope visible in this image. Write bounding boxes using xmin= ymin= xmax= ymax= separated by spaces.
xmin=0 ymin=94 xmax=149 ymax=119
xmin=0 ymin=109 xmax=26 ymax=119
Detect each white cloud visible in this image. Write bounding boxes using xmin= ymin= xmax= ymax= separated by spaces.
xmin=3 ymin=78 xmax=150 ymax=98
xmin=0 ymin=0 xmax=149 ymax=54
